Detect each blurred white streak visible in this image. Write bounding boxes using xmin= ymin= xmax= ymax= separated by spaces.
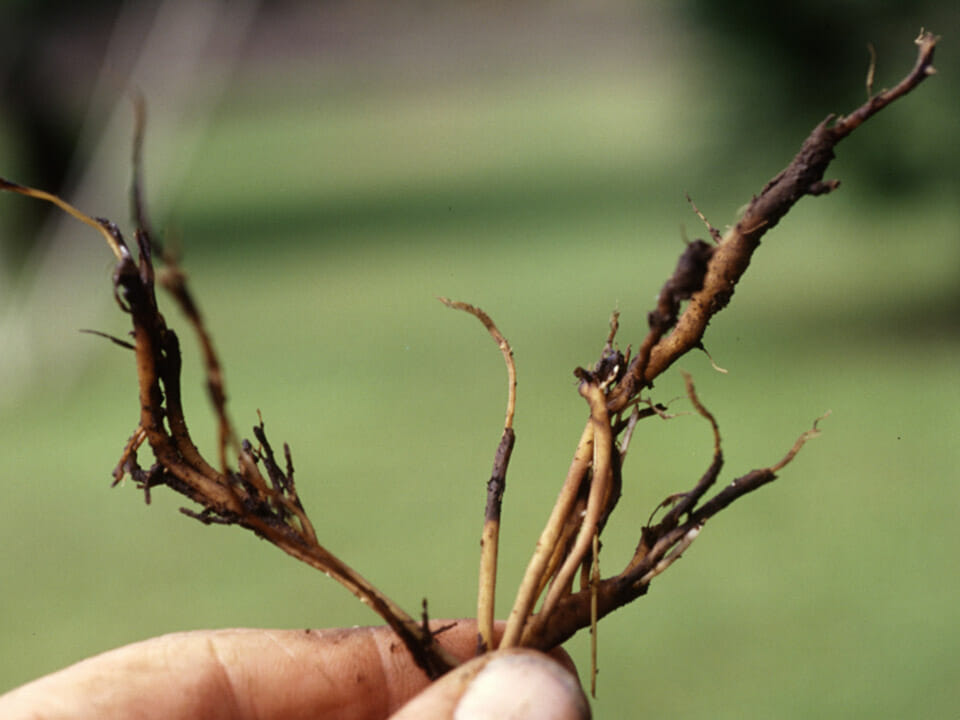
xmin=0 ymin=0 xmax=259 ymax=409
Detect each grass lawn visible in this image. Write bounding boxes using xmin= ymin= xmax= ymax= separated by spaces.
xmin=1 ymin=51 xmax=957 ymax=718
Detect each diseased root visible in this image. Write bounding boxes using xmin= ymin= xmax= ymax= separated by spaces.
xmin=0 ymin=30 xmax=937 ymax=685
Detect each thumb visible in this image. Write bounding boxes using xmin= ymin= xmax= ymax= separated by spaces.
xmin=389 ymin=648 xmax=591 ymax=720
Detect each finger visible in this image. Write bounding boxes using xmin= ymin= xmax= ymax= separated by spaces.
xmin=0 ymin=621 xmax=575 ymax=720
xmin=389 ymin=648 xmax=591 ymax=720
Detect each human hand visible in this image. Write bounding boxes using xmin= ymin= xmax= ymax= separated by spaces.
xmin=0 ymin=621 xmax=589 ymax=719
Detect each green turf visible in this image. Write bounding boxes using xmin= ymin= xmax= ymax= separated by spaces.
xmin=1 ymin=63 xmax=957 ymax=719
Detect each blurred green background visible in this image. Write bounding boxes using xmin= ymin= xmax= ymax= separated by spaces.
xmin=1 ymin=2 xmax=958 ymax=717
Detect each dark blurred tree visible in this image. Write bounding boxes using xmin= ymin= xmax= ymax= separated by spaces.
xmin=0 ymin=0 xmax=123 ymax=267
xmin=684 ymin=0 xmax=957 ymax=196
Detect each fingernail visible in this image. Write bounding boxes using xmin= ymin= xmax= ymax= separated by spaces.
xmin=454 ymin=652 xmax=591 ymax=720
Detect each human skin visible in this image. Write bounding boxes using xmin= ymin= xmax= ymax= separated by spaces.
xmin=0 ymin=620 xmax=589 ymax=720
